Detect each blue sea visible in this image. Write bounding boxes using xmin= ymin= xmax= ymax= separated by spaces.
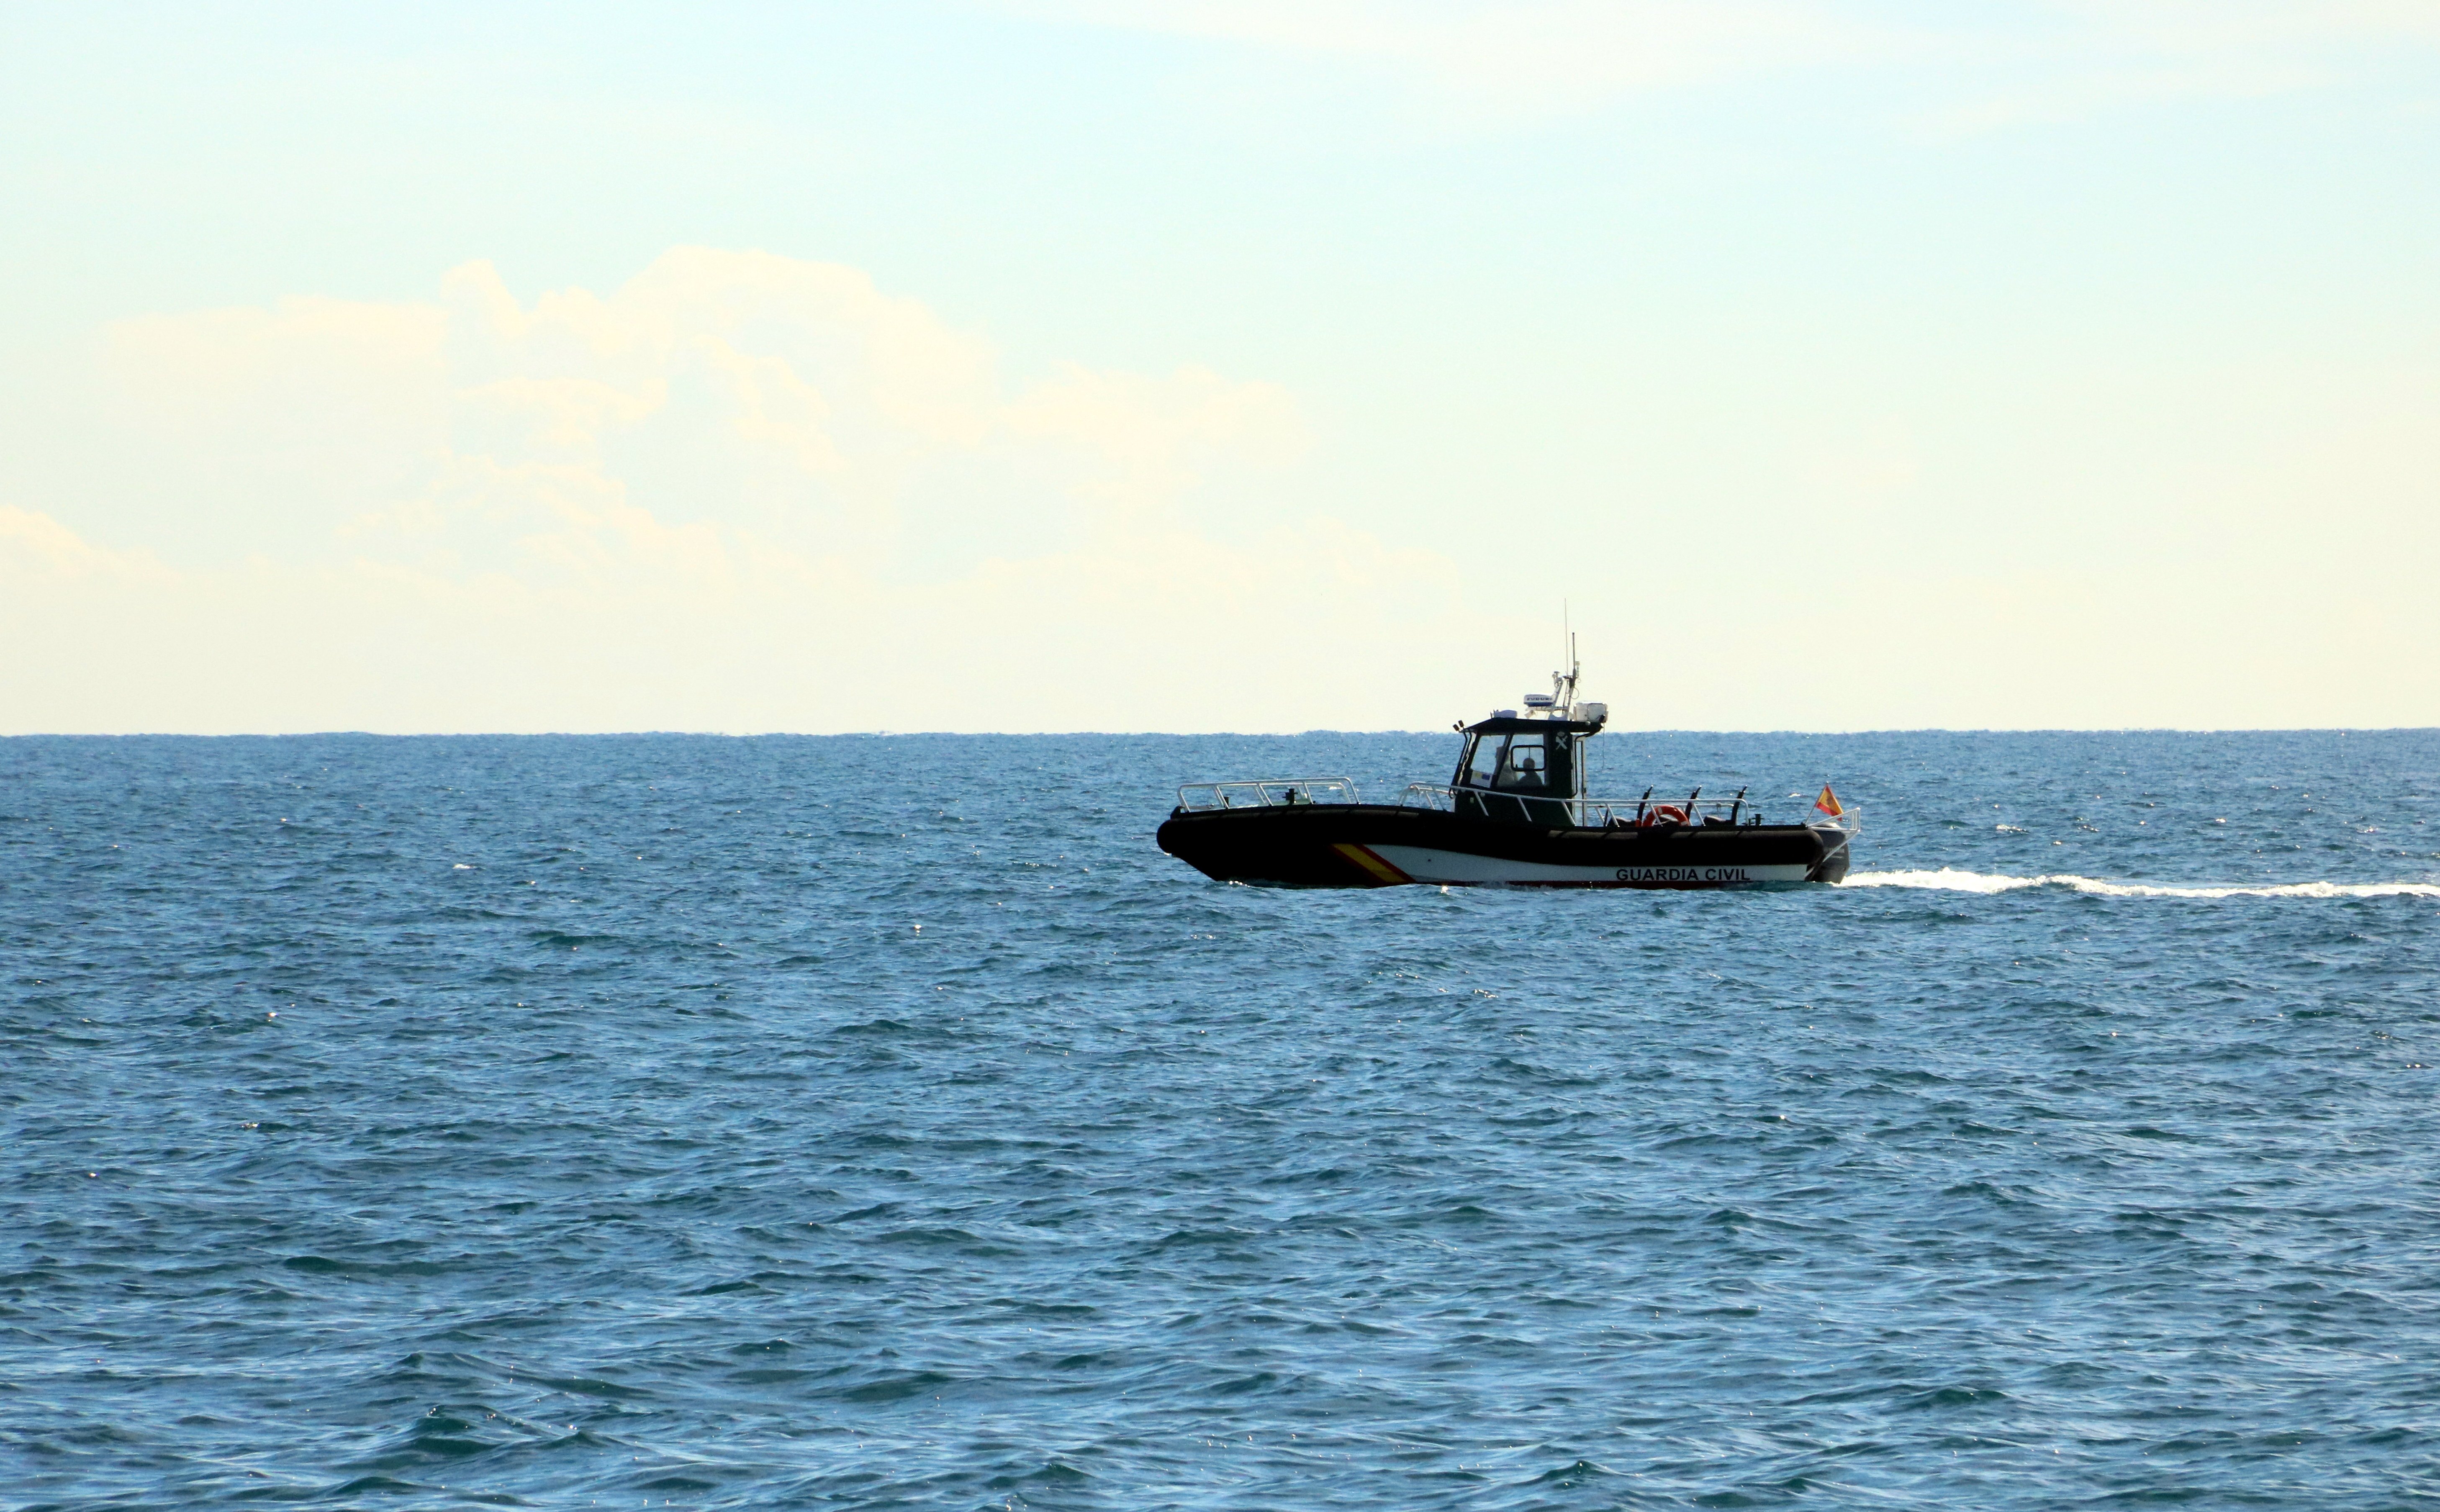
xmin=6 ymin=729 xmax=2439 ymax=1510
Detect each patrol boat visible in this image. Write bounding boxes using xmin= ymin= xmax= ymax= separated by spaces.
xmin=1155 ymin=652 xmax=1854 ymax=889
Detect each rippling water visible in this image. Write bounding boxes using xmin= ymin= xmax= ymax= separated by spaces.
xmin=6 ymin=729 xmax=2438 ymax=1509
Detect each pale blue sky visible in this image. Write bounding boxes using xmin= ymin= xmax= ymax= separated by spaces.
xmin=3 ymin=3 xmax=2436 ymax=731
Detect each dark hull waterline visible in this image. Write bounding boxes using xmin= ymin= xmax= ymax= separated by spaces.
xmin=1156 ymin=803 xmax=1853 ymax=889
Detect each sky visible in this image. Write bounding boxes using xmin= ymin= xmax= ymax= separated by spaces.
xmin=2 ymin=0 xmax=2435 ymax=733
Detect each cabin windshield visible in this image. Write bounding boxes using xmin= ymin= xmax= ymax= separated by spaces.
xmin=1461 ymin=734 xmax=1501 ymax=787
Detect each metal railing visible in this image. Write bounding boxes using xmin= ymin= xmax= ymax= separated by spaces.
xmin=1175 ymin=777 xmax=1360 ymax=811
xmin=1400 ymin=784 xmax=1781 ymax=829
xmin=1174 ymin=776 xmax=1854 ymax=831
xmin=1400 ymin=784 xmax=1577 ymax=826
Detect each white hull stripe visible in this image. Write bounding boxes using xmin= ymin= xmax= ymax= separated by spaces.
xmin=1366 ymin=845 xmax=1812 ymax=887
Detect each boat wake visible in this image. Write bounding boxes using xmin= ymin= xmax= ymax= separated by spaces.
xmin=1839 ymin=869 xmax=2440 ymax=899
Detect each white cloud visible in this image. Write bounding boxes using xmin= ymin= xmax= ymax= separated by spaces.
xmin=1002 ymin=0 xmax=2440 ymax=125
xmin=1913 ymin=0 xmax=2440 ymax=129
xmin=16 ymin=241 xmax=2431 ymax=734
xmin=5 ymin=247 xmax=1493 ymax=733
xmin=0 ymin=506 xmax=171 ymax=583
xmin=1008 ymin=0 xmax=1889 ymax=112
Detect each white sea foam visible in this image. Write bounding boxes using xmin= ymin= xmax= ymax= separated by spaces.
xmin=1839 ymin=869 xmax=2440 ymax=899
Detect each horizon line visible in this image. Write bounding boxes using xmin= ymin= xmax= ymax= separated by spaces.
xmin=5 ymin=726 xmax=2436 ymax=740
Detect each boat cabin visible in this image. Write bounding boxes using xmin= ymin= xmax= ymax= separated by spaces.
xmin=1450 ymin=696 xmax=1607 ymax=824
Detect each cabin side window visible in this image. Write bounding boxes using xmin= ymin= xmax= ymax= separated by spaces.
xmin=1494 ymin=732 xmax=1549 ymax=791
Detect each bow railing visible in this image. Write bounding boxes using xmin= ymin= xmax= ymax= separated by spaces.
xmin=1175 ymin=778 xmax=1360 ymax=811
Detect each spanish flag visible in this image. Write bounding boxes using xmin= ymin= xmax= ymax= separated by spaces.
xmin=1814 ymin=785 xmax=1844 ymax=818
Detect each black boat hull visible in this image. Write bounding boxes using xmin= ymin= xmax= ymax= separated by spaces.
xmin=1155 ymin=804 xmax=1852 ymax=889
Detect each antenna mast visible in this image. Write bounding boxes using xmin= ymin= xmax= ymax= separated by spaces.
xmin=1557 ymin=603 xmax=1580 ymax=712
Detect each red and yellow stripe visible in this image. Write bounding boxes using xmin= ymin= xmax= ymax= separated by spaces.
xmin=1332 ymin=842 xmax=1412 ymax=886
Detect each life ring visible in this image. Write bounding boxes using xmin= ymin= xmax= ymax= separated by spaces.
xmin=1641 ymin=803 xmax=1690 ymax=827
